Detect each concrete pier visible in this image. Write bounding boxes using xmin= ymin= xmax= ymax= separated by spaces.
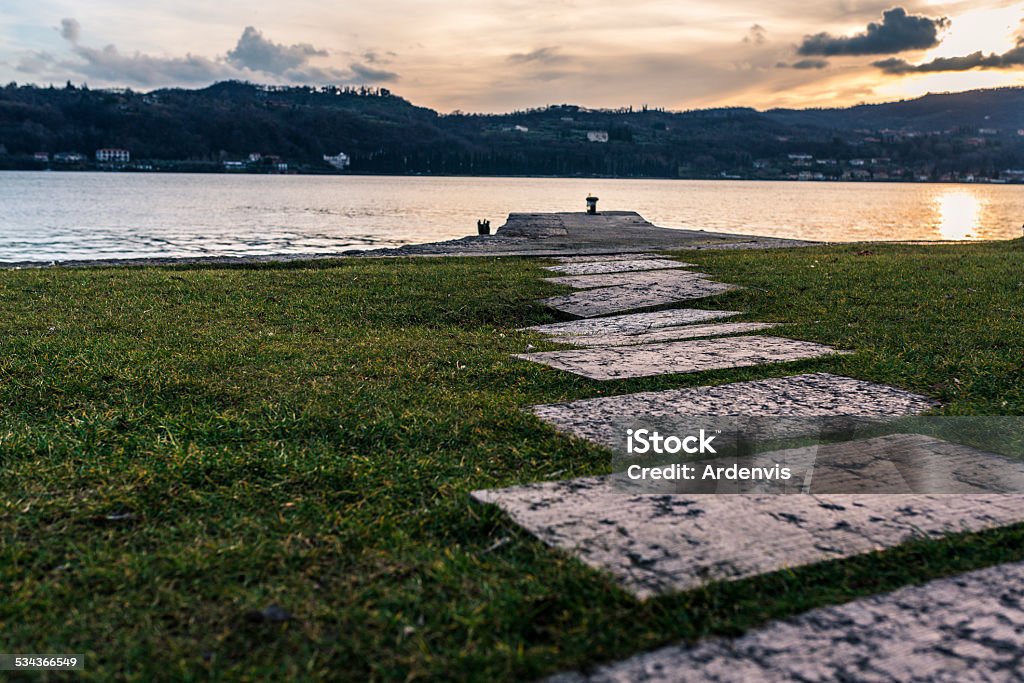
xmin=373 ymin=211 xmax=815 ymax=257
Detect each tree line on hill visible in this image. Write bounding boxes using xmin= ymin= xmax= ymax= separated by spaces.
xmin=1 ymin=80 xmax=1023 ymax=180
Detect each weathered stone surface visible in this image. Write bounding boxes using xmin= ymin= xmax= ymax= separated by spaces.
xmin=545 ymin=270 xmax=713 ymax=290
xmin=552 ymin=253 xmax=661 ymax=263
xmin=790 ymin=433 xmax=1024 ymax=495
xmin=543 ymin=281 xmax=737 ymax=318
xmin=553 ymin=322 xmax=779 ymax=347
xmin=530 ymin=373 xmax=937 ymax=446
xmin=516 ymin=336 xmax=844 ymax=380
xmin=525 ymin=309 xmax=742 ymax=337
xmin=544 ymin=560 xmax=1024 ymax=682
xmin=611 ymin=434 xmax=1024 ymax=495
xmin=543 ymin=259 xmax=691 ymax=276
xmin=472 ymin=479 xmax=1024 ymax=598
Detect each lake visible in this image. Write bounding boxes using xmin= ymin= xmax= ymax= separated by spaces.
xmin=1 ymin=172 xmax=1022 ymax=261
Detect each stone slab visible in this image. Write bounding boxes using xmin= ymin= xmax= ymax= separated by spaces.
xmin=554 ymin=322 xmax=780 ymax=347
xmin=546 ymin=560 xmax=1024 ymax=682
xmin=545 ymin=270 xmax=713 ymax=290
xmin=472 ymin=479 xmax=1024 ymax=598
xmin=516 ymin=336 xmax=844 ymax=380
xmin=543 ymin=259 xmax=692 ymax=276
xmin=530 ymin=373 xmax=937 ymax=447
xmin=543 ymin=281 xmax=737 ymax=318
xmin=526 ymin=309 xmax=743 ymax=337
xmin=612 ymin=434 xmax=1024 ymax=495
xmin=552 ymin=253 xmax=661 ymax=263
xmin=799 ymin=434 xmax=1024 ymax=495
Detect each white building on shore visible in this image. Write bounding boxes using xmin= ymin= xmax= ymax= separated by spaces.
xmin=323 ymin=152 xmax=350 ymax=170
xmin=96 ymin=148 xmax=130 ymax=163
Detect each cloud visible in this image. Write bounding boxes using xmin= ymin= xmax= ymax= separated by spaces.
xmin=24 ymin=20 xmax=399 ymax=87
xmin=506 ymin=47 xmax=567 ymax=64
xmin=778 ymin=58 xmax=829 ymax=69
xmin=64 ymin=43 xmax=237 ymax=86
xmin=874 ymin=40 xmax=1024 ymax=73
xmin=16 ymin=51 xmax=57 ymax=74
xmin=798 ymin=7 xmax=948 ymax=56
xmin=743 ymin=24 xmax=767 ymax=45
xmin=226 ymin=26 xmax=326 ymax=75
xmin=60 ymin=18 xmax=80 ymax=43
xmin=349 ymin=62 xmax=399 ymax=82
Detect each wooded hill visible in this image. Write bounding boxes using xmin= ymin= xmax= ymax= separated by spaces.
xmin=2 ymin=80 xmax=1023 ymax=179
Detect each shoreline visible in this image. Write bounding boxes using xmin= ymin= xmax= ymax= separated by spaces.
xmin=2 ymin=167 xmax=1022 ymax=186
xmin=0 ymin=235 xmax=1001 ymax=272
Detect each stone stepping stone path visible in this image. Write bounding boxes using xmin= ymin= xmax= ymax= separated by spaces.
xmin=473 ymin=479 xmax=1024 ymax=598
xmin=545 ymin=269 xmax=714 ymax=290
xmin=545 ymin=559 xmax=1024 ymax=681
xmin=526 ymin=309 xmax=742 ymax=337
xmin=543 ymin=280 xmax=737 ymax=318
xmin=549 ymin=321 xmax=779 ymax=348
xmin=529 ymin=373 xmax=936 ymax=447
xmin=516 ymin=336 xmax=845 ymax=380
xmin=543 ymin=259 xmax=693 ymax=276
xmin=486 ymin=249 xmax=1020 ymax=673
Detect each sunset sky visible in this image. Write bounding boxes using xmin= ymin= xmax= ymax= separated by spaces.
xmin=2 ymin=1 xmax=1023 ymax=112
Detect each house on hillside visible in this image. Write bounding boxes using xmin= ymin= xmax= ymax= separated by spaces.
xmin=323 ymin=152 xmax=350 ymax=170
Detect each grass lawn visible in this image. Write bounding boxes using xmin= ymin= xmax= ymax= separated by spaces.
xmin=2 ymin=241 xmax=1024 ymax=681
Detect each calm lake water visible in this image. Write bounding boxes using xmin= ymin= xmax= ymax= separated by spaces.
xmin=1 ymin=172 xmax=1022 ymax=261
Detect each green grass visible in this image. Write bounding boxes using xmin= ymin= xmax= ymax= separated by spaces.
xmin=2 ymin=242 xmax=1024 ymax=681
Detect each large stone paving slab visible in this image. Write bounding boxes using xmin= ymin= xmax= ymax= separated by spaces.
xmin=552 ymin=253 xmax=661 ymax=263
xmin=516 ymin=336 xmax=844 ymax=380
xmin=545 ymin=270 xmax=713 ymax=290
xmin=794 ymin=434 xmax=1024 ymax=495
xmin=543 ymin=259 xmax=692 ymax=276
xmin=526 ymin=309 xmax=742 ymax=337
xmin=472 ymin=479 xmax=1024 ymax=598
xmin=553 ymin=322 xmax=780 ymax=347
xmin=543 ymin=281 xmax=737 ymax=318
xmin=546 ymin=559 xmax=1024 ymax=682
xmin=612 ymin=434 xmax=1024 ymax=495
xmin=530 ymin=373 xmax=937 ymax=447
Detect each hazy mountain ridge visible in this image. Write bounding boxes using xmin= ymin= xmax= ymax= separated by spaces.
xmin=764 ymin=88 xmax=1024 ymax=132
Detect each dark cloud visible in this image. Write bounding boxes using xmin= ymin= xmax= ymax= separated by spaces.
xmin=781 ymin=58 xmax=829 ymax=69
xmin=49 ymin=19 xmax=235 ymax=85
xmin=349 ymin=62 xmax=399 ymax=82
xmin=64 ymin=43 xmax=236 ymax=85
xmin=29 ymin=20 xmax=398 ymax=87
xmin=798 ymin=7 xmax=948 ymax=56
xmin=60 ymin=18 xmax=81 ymax=43
xmin=507 ymin=47 xmax=567 ymax=64
xmin=743 ymin=24 xmax=767 ymax=45
xmin=226 ymin=26 xmax=326 ymax=75
xmin=361 ymin=50 xmax=397 ymax=64
xmin=874 ymin=40 xmax=1024 ymax=73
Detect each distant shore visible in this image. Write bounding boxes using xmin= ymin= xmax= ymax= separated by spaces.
xmin=2 ymin=167 xmax=1022 ymax=186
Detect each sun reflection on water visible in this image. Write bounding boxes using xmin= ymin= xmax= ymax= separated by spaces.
xmin=935 ymin=191 xmax=984 ymax=240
